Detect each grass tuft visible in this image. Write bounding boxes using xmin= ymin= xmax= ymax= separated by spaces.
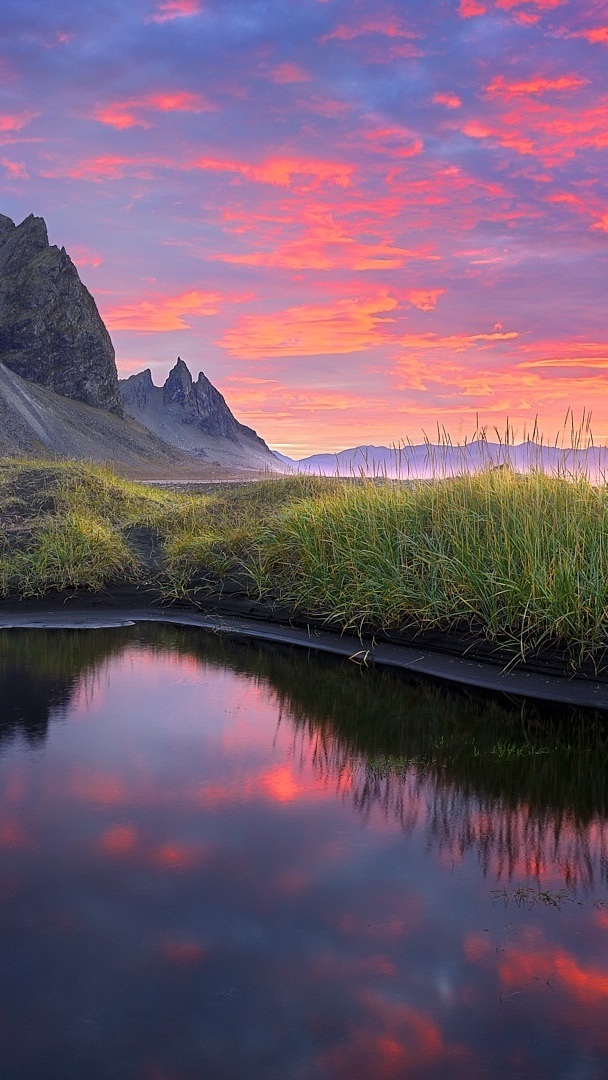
xmin=0 ymin=457 xmax=607 ymax=669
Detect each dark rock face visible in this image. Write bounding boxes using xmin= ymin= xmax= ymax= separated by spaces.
xmin=124 ymin=367 xmax=154 ymax=411
xmin=0 ymin=213 xmax=122 ymax=414
xmin=121 ymin=358 xmax=270 ymax=448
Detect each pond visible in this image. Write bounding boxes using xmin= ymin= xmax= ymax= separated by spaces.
xmin=1 ymin=625 xmax=607 ymax=1080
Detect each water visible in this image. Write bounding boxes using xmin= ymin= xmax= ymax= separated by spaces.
xmin=1 ymin=625 xmax=607 ymax=1080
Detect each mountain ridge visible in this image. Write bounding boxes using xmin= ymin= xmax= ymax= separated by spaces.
xmin=0 ymin=212 xmax=122 ymax=414
xmin=0 ymin=210 xmax=283 ymax=476
xmin=119 ymin=359 xmax=280 ymax=472
xmin=287 ymin=440 xmax=608 ymax=480
xmin=0 ymin=360 xmax=181 ymax=467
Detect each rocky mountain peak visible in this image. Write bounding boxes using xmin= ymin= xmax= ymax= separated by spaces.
xmin=119 ymin=358 xmax=275 ymax=463
xmin=0 ymin=211 xmax=122 ymax=414
xmin=0 ymin=214 xmax=17 ymax=245
xmin=121 ymin=368 xmax=154 ymax=410
xmin=163 ymin=357 xmax=195 ymax=408
xmin=17 ymin=213 xmax=49 ymax=249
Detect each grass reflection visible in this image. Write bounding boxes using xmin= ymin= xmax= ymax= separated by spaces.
xmin=1 ymin=624 xmax=607 ymax=888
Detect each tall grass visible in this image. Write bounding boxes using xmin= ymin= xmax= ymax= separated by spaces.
xmin=0 ymin=457 xmax=607 ymax=668
xmin=244 ymin=470 xmax=608 ymax=661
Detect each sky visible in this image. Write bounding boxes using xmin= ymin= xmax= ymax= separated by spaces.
xmin=1 ymin=0 xmax=608 ymax=456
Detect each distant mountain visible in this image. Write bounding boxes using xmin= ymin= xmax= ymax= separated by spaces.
xmin=287 ymin=441 xmax=608 ymax=481
xmin=0 ymin=213 xmax=122 ymax=414
xmin=120 ymin=359 xmax=283 ymax=473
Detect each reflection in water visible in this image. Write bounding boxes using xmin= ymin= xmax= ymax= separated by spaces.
xmin=0 ymin=626 xmax=607 ymax=1079
xmin=182 ymin=630 xmax=608 ymax=889
xmin=0 ymin=629 xmax=128 ymax=747
xmin=2 ymin=625 xmax=608 ymax=889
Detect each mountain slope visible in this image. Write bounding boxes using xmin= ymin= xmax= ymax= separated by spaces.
xmin=0 ymin=360 xmax=182 ymax=467
xmin=120 ymin=359 xmax=282 ymax=472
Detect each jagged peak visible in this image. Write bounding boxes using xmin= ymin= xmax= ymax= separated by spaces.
xmin=119 ymin=356 xmax=274 ymax=458
xmin=166 ymin=357 xmax=193 ymax=384
xmin=15 ymin=213 xmax=48 ymax=248
xmin=126 ymin=367 xmax=154 ymax=385
xmin=164 ymin=356 xmax=194 ymax=405
xmin=0 ymin=207 xmax=122 ymax=414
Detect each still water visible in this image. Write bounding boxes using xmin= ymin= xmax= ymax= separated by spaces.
xmin=1 ymin=625 xmax=607 ymax=1080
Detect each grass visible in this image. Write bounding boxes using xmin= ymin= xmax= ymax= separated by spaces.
xmin=493 ymin=886 xmax=581 ymax=910
xmin=0 ymin=456 xmax=607 ymax=671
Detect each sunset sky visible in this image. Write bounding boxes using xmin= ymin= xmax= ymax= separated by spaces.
xmin=2 ymin=0 xmax=608 ymax=455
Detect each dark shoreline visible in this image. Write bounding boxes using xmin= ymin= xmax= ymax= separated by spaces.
xmin=0 ymin=585 xmax=606 ymax=711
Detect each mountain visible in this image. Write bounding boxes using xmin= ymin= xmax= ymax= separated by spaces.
xmin=0 ymin=213 xmax=122 ymax=414
xmin=120 ymin=359 xmax=281 ymax=472
xmin=0 ymin=360 xmax=184 ymax=468
xmin=289 ymin=441 xmax=608 ymax=481
xmin=0 ymin=210 xmax=284 ymax=476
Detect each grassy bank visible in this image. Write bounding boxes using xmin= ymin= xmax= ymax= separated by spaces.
xmin=0 ymin=458 xmax=607 ymax=670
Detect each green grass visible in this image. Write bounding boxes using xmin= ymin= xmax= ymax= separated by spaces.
xmin=0 ymin=457 xmax=607 ymax=670
xmin=248 ymin=471 xmax=608 ymax=659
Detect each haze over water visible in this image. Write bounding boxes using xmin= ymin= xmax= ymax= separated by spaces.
xmin=1 ymin=626 xmax=607 ymax=1079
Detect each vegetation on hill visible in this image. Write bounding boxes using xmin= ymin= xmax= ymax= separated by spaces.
xmin=0 ymin=458 xmax=607 ymax=673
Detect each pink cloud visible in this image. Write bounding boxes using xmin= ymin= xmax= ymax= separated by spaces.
xmin=1 ymin=158 xmax=28 ymax=180
xmin=146 ymin=0 xmax=202 ymax=23
xmin=545 ymin=190 xmax=608 ymax=234
xmin=0 ymin=111 xmax=38 ymax=132
xmin=405 ymin=289 xmax=445 ymax=311
xmin=485 ymin=73 xmax=588 ymax=98
xmin=458 ymin=0 xmax=565 ymax=16
xmin=353 ymin=124 xmax=424 ymax=158
xmin=461 ymin=97 xmax=608 ymax=165
xmin=433 ymin=92 xmax=462 ymax=109
xmin=574 ymin=26 xmax=608 ymax=44
xmin=93 ymin=90 xmax=214 ymax=129
xmin=104 ymin=289 xmax=224 ymax=331
xmin=320 ymin=16 xmax=417 ymax=44
xmin=69 ymin=244 xmax=103 ymax=269
xmin=220 ymin=290 xmax=399 ymax=359
xmin=495 ymin=0 xmax=565 ymax=9
xmin=397 ymin=328 xmax=519 ymax=351
xmin=55 ymin=155 xmax=145 ymax=181
xmin=218 ymin=233 xmax=426 ymax=272
xmin=458 ymin=0 xmax=487 ymax=16
xmin=189 ymin=154 xmax=354 ymax=189
xmin=519 ymin=341 xmax=608 ymax=372
xmin=267 ymin=63 xmax=310 ymax=84
xmin=365 ymin=41 xmax=425 ymax=62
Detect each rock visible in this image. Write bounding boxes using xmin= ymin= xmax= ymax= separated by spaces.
xmin=120 ymin=358 xmax=282 ymax=472
xmin=161 ymin=357 xmax=260 ymax=442
xmin=0 ymin=212 xmax=122 ymax=414
xmin=125 ymin=367 xmax=155 ymax=411
xmin=163 ymin=356 xmax=194 ymax=410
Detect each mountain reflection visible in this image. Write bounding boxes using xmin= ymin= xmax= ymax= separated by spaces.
xmin=1 ymin=623 xmax=608 ymax=889
xmin=0 ymin=628 xmax=132 ymax=747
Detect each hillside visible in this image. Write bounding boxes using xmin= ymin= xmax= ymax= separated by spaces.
xmin=0 ymin=211 xmax=283 ymax=478
xmin=120 ymin=359 xmax=281 ymax=473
